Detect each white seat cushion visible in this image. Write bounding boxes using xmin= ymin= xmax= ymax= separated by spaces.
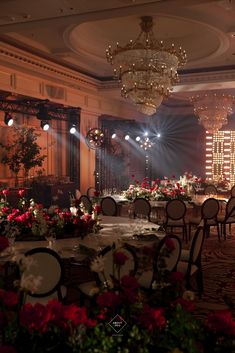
xmin=177 ymin=261 xmax=198 ymax=276
xmin=180 ymin=249 xmax=190 ymax=261
xmin=137 ymin=271 xmax=153 ymax=289
xmin=25 ymin=285 xmax=67 ymax=305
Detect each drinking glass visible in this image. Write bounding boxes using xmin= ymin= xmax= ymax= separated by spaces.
xmin=7 ymin=233 xmax=16 ymax=253
xmin=45 ymin=231 xmax=56 ymax=249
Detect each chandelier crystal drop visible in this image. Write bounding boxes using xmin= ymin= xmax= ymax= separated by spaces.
xmin=191 ymin=93 xmax=235 ymax=134
xmin=106 ymin=16 xmax=187 ymax=116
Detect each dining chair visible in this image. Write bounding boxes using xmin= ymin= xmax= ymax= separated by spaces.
xmin=177 ymin=225 xmax=205 ymax=298
xmin=78 ymin=244 xmax=138 ymax=300
xmin=188 ymin=197 xmax=220 ymax=240
xmin=22 ymin=247 xmax=67 ymax=305
xmin=165 ymin=199 xmax=188 ymax=242
xmin=78 ymin=194 xmax=92 ymax=213
xmin=204 ymin=184 xmax=217 ymax=195
xmin=133 ymin=198 xmax=151 ymax=221
xmin=230 ymin=185 xmax=235 ymax=197
xmin=86 ymin=187 xmax=97 ymax=198
xmin=138 ymin=235 xmax=181 ymax=290
xmin=100 ymin=196 xmax=118 ymax=216
xmin=217 ymin=196 xmax=235 ymax=240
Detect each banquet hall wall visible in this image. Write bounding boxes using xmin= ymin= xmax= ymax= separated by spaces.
xmin=0 ymin=42 xmax=142 ymax=193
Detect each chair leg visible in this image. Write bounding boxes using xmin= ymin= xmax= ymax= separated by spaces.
xmin=216 ymin=223 xmax=220 ymax=241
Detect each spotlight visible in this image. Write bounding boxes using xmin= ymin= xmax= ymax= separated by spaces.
xmin=144 ymin=131 xmax=149 ymax=136
xmin=69 ymin=125 xmax=76 ymax=134
xmin=68 ymin=111 xmax=79 ymax=135
xmin=124 ymin=134 xmax=130 ymax=140
xmin=136 ymin=136 xmax=141 ymax=142
xmin=4 ymin=112 xmax=14 ymax=126
xmin=40 ymin=120 xmax=50 ymax=131
xmin=157 ymin=133 xmax=161 ymax=138
xmin=111 ymin=133 xmax=116 ymax=139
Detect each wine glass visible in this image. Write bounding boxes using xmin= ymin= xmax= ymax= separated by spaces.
xmin=7 ymin=233 xmax=16 ymax=254
xmin=45 ymin=231 xmax=56 ymax=249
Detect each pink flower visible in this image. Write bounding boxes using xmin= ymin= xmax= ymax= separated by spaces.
xmin=1 ymin=189 xmax=9 ymax=196
xmin=18 ymin=188 xmax=25 ymax=198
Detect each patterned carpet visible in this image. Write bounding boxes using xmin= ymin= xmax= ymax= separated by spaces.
xmin=193 ymin=228 xmax=235 ymax=317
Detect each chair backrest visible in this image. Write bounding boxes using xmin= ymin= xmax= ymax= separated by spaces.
xmin=188 ymin=226 xmax=205 ymax=266
xmin=87 ymin=187 xmax=96 ymax=198
xmin=230 ymin=185 xmax=235 ymax=197
xmin=133 ymin=198 xmax=151 ymax=220
xmin=79 ymin=195 xmax=92 ymax=213
xmin=201 ymin=198 xmax=219 ymax=219
xmin=166 ymin=199 xmax=186 ymax=220
xmin=204 ymin=184 xmax=217 ymax=195
xmin=98 ymin=244 xmax=138 ymax=283
xmin=101 ymin=196 xmax=118 ymax=216
xmin=154 ymin=235 xmax=182 ymax=274
xmin=225 ymin=196 xmax=235 ymax=221
xmin=23 ymin=247 xmax=64 ymax=299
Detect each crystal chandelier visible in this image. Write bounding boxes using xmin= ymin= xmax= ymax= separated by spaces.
xmin=191 ymin=93 xmax=235 ymax=134
xmin=106 ymin=16 xmax=187 ymax=116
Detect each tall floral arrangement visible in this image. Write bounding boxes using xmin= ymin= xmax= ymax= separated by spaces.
xmin=0 ymin=126 xmax=46 ymax=186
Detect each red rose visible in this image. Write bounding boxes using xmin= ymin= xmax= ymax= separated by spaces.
xmin=93 ymin=204 xmax=101 ymax=214
xmin=169 ymin=271 xmax=184 ymax=284
xmin=94 ymin=191 xmax=100 ymax=197
xmin=164 ymin=236 xmax=176 ymax=252
xmin=97 ymin=291 xmax=121 ymax=308
xmin=0 ymin=236 xmax=9 ymax=252
xmin=0 ymin=289 xmax=18 ymax=307
xmin=138 ymin=305 xmax=166 ymax=331
xmin=113 ymin=251 xmax=129 ymax=266
xmin=206 ymin=310 xmax=235 ymax=336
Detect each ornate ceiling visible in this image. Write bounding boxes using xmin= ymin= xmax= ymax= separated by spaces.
xmin=0 ymin=0 xmax=234 ymax=111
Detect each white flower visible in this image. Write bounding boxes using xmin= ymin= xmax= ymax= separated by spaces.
xmin=90 ymin=256 xmax=105 ymax=273
xmin=183 ymin=290 xmax=195 ymax=301
xmin=70 ymin=206 xmax=78 ymax=216
xmin=88 ymin=286 xmax=100 ymax=296
xmin=20 ymin=273 xmax=43 ymax=293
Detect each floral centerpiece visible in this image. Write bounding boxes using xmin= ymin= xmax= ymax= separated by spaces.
xmin=0 ymin=188 xmax=101 ymax=241
xmin=122 ymin=176 xmax=191 ymax=202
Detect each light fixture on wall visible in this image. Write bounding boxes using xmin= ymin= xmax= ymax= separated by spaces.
xmin=106 ymin=16 xmax=187 ymax=116
xmin=191 ymin=92 xmax=235 ymax=134
xmin=86 ymin=128 xmax=105 ymax=149
xmin=4 ymin=112 xmax=14 ymax=126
